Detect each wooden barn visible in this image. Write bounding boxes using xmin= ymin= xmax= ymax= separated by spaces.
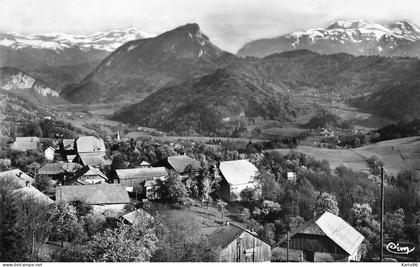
xmin=156 ymin=155 xmax=199 ymax=175
xmin=218 ymin=159 xmax=259 ymax=201
xmin=272 ymin=212 xmax=365 ymax=262
xmin=207 ymin=222 xmax=271 ymax=262
xmin=115 ymin=167 xmax=167 ymax=196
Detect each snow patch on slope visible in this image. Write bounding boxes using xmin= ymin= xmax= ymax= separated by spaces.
xmin=0 ymin=28 xmax=155 ymax=52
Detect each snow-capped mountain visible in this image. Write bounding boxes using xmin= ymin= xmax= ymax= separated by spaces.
xmin=0 ymin=28 xmax=153 ymax=91
xmin=237 ymin=20 xmax=420 ymax=58
xmin=0 ymin=28 xmax=154 ymax=52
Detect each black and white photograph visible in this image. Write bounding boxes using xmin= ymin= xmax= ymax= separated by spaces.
xmin=0 ymin=0 xmax=419 ymax=264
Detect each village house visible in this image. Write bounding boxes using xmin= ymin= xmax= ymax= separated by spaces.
xmin=272 ymin=211 xmax=365 ymax=262
xmin=115 ymin=167 xmax=168 ymax=198
xmin=10 ymin=137 xmax=40 ymax=152
xmin=218 ymin=159 xmax=259 ymax=201
xmin=156 ymin=155 xmax=199 ymax=175
xmin=0 ymin=169 xmax=34 ymax=188
xmin=37 ymin=162 xmax=82 ymax=184
xmin=44 ymin=146 xmax=56 ymax=161
xmin=72 ymin=136 xmax=110 ymax=168
xmin=55 ymin=184 xmax=130 ymax=216
xmin=65 ymin=165 xmax=109 ymax=185
xmin=206 ymin=222 xmax=271 ymax=262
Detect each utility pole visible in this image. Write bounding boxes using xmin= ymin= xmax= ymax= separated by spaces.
xmin=286 ymin=231 xmax=290 ymax=262
xmin=380 ymin=166 xmax=384 ymax=262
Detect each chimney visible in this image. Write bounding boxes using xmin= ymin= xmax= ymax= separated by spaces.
xmin=26 ymin=181 xmax=29 ymax=187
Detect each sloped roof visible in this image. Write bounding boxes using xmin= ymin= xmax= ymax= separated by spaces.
xmin=0 ymin=169 xmax=34 ymax=188
xmin=77 ymin=152 xmax=110 ymax=167
xmin=38 ymin=162 xmax=82 ymax=175
xmin=206 ymin=223 xmax=266 ymax=249
xmin=167 ymin=155 xmax=199 ymax=173
xmin=144 ymin=179 xmax=157 ymax=187
xmin=140 ymin=161 xmax=151 ymax=166
xmin=207 ymin=223 xmax=244 ymax=248
xmin=67 ymin=155 xmax=76 ymax=162
xmin=45 ymin=146 xmax=55 ymax=152
xmin=15 ymin=137 xmax=40 ymax=142
xmin=56 ymin=184 xmax=130 ymax=205
xmin=219 ymin=160 xmax=259 ymax=186
xmin=13 ymin=185 xmax=54 ymax=204
xmin=273 ymin=212 xmax=364 ymax=256
xmin=73 ymin=165 xmax=108 ymax=180
xmin=62 ymin=139 xmax=75 ymax=151
xmin=10 ymin=137 xmax=39 ymax=151
xmin=75 ymin=136 xmax=106 ymax=153
xmin=315 ymin=212 xmax=364 ymax=256
xmin=116 ymin=167 xmax=167 ymax=180
xmin=121 ymin=209 xmax=154 ymax=225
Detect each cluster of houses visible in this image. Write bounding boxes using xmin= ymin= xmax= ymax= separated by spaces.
xmin=2 ymin=135 xmax=366 ymax=262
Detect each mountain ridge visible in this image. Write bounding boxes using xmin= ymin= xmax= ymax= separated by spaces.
xmin=237 ymin=20 xmax=420 ymax=58
xmin=61 ymin=23 xmax=236 ymax=103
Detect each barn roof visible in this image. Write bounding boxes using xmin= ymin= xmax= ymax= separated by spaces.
xmin=121 ymin=209 xmax=154 ymax=225
xmin=13 ymin=185 xmax=54 ymax=204
xmin=167 ymin=155 xmax=199 ymax=173
xmin=219 ymin=160 xmax=259 ymax=186
xmin=116 ymin=167 xmax=167 ymax=180
xmin=77 ymin=152 xmax=110 ymax=167
xmin=73 ymin=165 xmax=108 ymax=180
xmin=0 ymin=169 xmax=34 ymax=188
xmin=140 ymin=161 xmax=151 ymax=167
xmin=207 ymin=223 xmax=266 ymax=249
xmin=56 ymin=184 xmax=129 ymax=205
xmin=10 ymin=137 xmax=40 ymax=151
xmin=45 ymin=146 xmax=55 ymax=152
xmin=67 ymin=155 xmax=76 ymax=162
xmin=62 ymin=139 xmax=75 ymax=151
xmin=207 ymin=223 xmax=244 ymax=248
xmin=273 ymin=212 xmax=364 ymax=256
xmin=75 ymin=136 xmax=106 ymax=153
xmin=38 ymin=162 xmax=82 ymax=175
xmin=315 ymin=212 xmax=364 ymax=256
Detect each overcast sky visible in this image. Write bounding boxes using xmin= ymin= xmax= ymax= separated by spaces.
xmin=2 ymin=0 xmax=420 ymax=52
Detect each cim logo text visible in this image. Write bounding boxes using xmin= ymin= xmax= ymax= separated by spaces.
xmin=386 ymin=242 xmax=415 ymax=255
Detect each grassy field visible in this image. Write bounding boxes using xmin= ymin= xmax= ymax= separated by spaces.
xmin=126 ymin=131 xmax=267 ymax=143
xmin=265 ymin=136 xmax=420 ymax=177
